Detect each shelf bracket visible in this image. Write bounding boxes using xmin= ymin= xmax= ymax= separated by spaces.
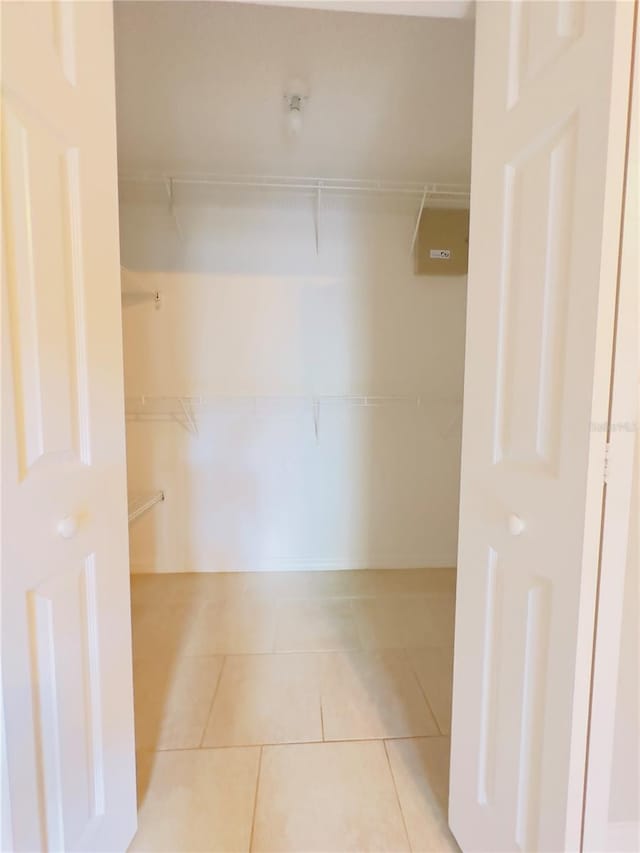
xmin=165 ymin=176 xmax=183 ymax=240
xmin=312 ymin=398 xmax=321 ymax=443
xmin=177 ymin=396 xmax=198 ymax=435
xmin=314 ymin=186 xmax=322 ymax=255
xmin=408 ymin=185 xmax=429 ymax=258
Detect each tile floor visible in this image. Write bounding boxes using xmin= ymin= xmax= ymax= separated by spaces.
xmin=129 ymin=568 xmax=460 ymax=852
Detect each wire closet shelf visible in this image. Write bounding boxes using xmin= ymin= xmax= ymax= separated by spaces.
xmin=118 ymin=172 xmax=471 ymax=200
xmin=124 ymin=394 xmax=463 ymax=438
xmin=118 ymin=172 xmax=471 ymax=254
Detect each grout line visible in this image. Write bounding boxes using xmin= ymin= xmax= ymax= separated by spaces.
xmin=319 ymin=698 xmax=325 ymax=741
xmin=408 ymin=655 xmax=444 ymax=736
xmin=383 ymin=739 xmax=414 ymax=853
xmin=136 ymin=734 xmax=446 ymax=755
xmin=198 ymin=656 xmax=227 ymax=747
xmin=134 ymin=645 xmax=450 ymax=661
xmin=248 ymin=746 xmax=263 ymax=852
xmin=132 ymin=592 xmax=457 ymax=610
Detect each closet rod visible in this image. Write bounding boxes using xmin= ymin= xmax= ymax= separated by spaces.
xmin=121 ymin=289 xmax=161 ymax=309
xmin=118 ymin=172 xmax=471 ymax=199
xmin=128 ymin=490 xmax=165 ymax=524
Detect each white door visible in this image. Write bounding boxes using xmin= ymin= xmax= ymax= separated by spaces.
xmin=450 ymin=2 xmax=635 ymax=851
xmin=1 ymin=2 xmax=137 ymax=851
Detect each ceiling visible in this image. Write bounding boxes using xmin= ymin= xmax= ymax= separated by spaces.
xmin=230 ymin=1 xmax=475 ymax=18
xmin=114 ymin=1 xmax=475 ymax=183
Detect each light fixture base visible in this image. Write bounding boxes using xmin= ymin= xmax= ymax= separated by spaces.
xmin=284 ymin=82 xmax=309 ymax=136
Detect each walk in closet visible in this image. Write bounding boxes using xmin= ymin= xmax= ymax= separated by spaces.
xmin=115 ymin=2 xmax=474 ymax=849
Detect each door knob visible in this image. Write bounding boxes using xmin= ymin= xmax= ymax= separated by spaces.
xmin=57 ymin=515 xmax=78 ymax=539
xmin=508 ymin=514 xmax=525 ymax=536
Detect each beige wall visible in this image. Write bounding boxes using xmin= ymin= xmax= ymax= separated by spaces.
xmin=121 ymin=196 xmax=467 ymax=572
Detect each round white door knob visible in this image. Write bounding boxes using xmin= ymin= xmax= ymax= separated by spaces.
xmin=508 ymin=514 xmax=525 ymax=536
xmin=57 ymin=516 xmax=78 ymax=539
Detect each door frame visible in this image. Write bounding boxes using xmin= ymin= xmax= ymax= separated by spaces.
xmin=582 ymin=5 xmax=639 ymax=848
xmin=2 ymin=1 xmax=635 ymax=848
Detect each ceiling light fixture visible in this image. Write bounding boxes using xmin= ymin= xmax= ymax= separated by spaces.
xmin=284 ymin=83 xmax=308 ymax=136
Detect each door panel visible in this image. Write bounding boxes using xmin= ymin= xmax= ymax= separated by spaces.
xmin=449 ymin=2 xmax=634 ymax=851
xmin=4 ymin=103 xmax=90 ymax=474
xmin=29 ymin=556 xmax=105 ymax=851
xmin=494 ymin=113 xmax=576 ymax=472
xmin=507 ymin=0 xmax=585 ymax=109
xmin=2 ymin=3 xmax=136 ymax=850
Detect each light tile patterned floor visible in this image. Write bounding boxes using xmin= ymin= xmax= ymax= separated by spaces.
xmin=129 ymin=569 xmax=460 ymax=852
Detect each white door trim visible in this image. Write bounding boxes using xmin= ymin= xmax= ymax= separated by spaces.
xmin=582 ymin=6 xmax=639 ymax=848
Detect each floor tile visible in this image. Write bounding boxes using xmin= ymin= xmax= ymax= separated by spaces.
xmin=202 ymin=653 xmax=322 ymax=746
xmin=385 ymin=737 xmax=459 ymax=852
xmin=132 ymin=571 xmax=252 ymax=606
xmin=320 ymin=650 xmax=439 ymax=740
xmin=247 ymin=568 xmax=457 ymax=602
xmin=133 ymin=655 xmax=223 ymax=750
xmin=129 ymin=571 xmax=457 ymax=852
xmin=129 ymin=574 xmax=165 ymax=609
xmin=252 ymin=741 xmax=410 ymax=852
xmin=241 ymin=570 xmax=352 ymax=601
xmin=185 ymin=572 xmax=259 ymax=601
xmin=354 ymin=597 xmax=411 ymax=650
xmin=131 ymin=601 xmax=201 ymax=659
xmin=130 ymin=747 xmax=260 ymax=852
xmin=355 ymin=593 xmax=456 ymax=652
xmin=184 ymin=598 xmax=278 ymax=654
xmin=403 ymin=594 xmax=457 ymax=649
xmin=409 ymin=647 xmax=454 ymax=734
xmin=274 ymin=598 xmax=360 ymax=652
xmin=360 ymin=568 xmax=457 ymax=598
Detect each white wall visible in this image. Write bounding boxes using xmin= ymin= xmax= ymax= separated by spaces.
xmin=120 ymin=194 xmax=467 ymax=572
xmin=114 ymin=2 xmax=474 ymax=182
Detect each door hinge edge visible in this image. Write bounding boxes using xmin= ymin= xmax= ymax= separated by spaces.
xmin=603 ymin=441 xmax=612 ymax=484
